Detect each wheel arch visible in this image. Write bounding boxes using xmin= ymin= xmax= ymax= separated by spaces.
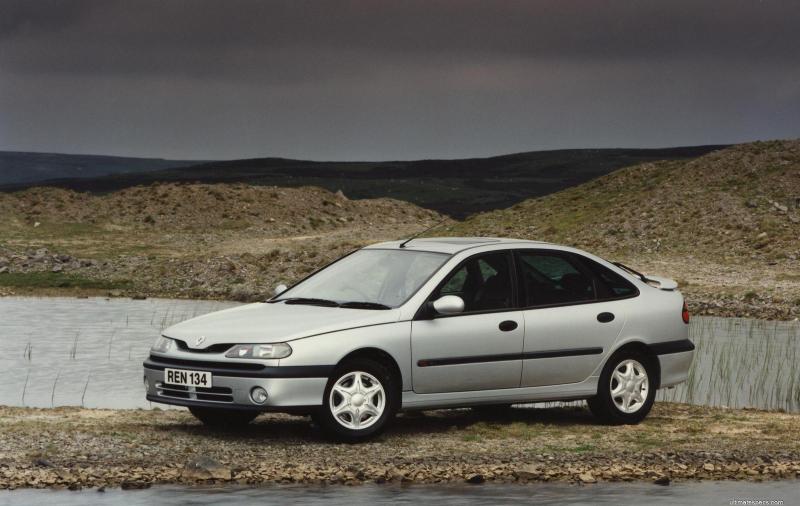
xmin=336 ymin=347 xmax=404 ymax=397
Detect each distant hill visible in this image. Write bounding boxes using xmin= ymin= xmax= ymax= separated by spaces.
xmin=0 ymin=151 xmax=203 ymax=185
xmin=0 ymin=146 xmax=726 ymax=217
xmin=449 ymin=140 xmax=800 ymax=261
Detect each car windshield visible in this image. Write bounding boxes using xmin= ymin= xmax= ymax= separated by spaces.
xmin=275 ymin=249 xmax=450 ymax=308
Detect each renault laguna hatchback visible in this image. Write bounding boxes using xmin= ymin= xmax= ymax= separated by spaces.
xmin=143 ymin=237 xmax=694 ymax=441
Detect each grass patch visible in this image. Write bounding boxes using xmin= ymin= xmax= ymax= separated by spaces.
xmin=0 ymin=272 xmax=130 ymax=290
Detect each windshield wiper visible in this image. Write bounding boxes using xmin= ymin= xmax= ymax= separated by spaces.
xmin=281 ymin=297 xmax=341 ymax=307
xmin=340 ymin=301 xmax=392 ymax=310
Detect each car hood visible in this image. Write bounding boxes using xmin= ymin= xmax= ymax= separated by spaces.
xmin=162 ymin=302 xmax=402 ymax=348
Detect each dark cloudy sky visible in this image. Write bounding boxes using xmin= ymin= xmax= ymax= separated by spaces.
xmin=1 ymin=0 xmax=799 ymax=160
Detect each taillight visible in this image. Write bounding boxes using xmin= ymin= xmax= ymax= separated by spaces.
xmin=681 ymin=300 xmax=690 ymax=324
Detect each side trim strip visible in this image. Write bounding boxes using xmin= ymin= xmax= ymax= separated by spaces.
xmin=143 ymin=358 xmax=334 ymax=378
xmin=417 ymin=347 xmax=603 ymax=367
xmin=650 ymin=339 xmax=695 ymax=355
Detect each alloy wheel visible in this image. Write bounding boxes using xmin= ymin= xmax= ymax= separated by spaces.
xmin=610 ymin=359 xmax=649 ymax=414
xmin=328 ymin=371 xmax=386 ymax=430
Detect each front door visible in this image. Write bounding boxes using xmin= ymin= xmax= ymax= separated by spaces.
xmin=411 ymin=251 xmax=524 ymax=394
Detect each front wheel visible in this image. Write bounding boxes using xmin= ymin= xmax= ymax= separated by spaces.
xmin=313 ymin=358 xmax=399 ymax=442
xmin=189 ymin=406 xmax=259 ymax=428
xmin=587 ymin=351 xmax=656 ymax=424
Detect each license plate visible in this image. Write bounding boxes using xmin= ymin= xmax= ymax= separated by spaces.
xmin=164 ymin=368 xmax=212 ymax=388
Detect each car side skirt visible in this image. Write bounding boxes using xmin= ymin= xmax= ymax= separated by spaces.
xmin=400 ymin=376 xmax=599 ymax=410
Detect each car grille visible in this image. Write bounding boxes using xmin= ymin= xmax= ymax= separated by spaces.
xmin=156 ymin=382 xmax=234 ymax=403
xmin=174 ymin=340 xmax=233 ymax=354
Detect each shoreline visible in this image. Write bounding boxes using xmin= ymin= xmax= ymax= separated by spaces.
xmin=1 ymin=286 xmax=798 ymax=322
xmin=1 ymin=403 xmax=798 ymax=490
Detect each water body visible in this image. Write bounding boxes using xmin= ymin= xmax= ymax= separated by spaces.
xmin=0 ymin=296 xmax=798 ymax=412
xmin=0 ymin=297 xmax=239 ymax=409
xmin=0 ymin=481 xmax=797 ymax=506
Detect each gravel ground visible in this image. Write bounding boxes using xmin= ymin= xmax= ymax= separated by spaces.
xmin=1 ymin=403 xmax=798 ymax=490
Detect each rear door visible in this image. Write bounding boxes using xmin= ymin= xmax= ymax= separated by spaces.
xmin=411 ymin=251 xmax=524 ymax=394
xmin=516 ymin=250 xmax=630 ymax=387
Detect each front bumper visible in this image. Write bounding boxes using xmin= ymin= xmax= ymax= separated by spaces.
xmin=143 ymin=356 xmax=329 ymax=412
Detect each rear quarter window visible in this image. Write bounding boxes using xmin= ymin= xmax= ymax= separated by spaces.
xmin=578 ymin=256 xmax=639 ymax=299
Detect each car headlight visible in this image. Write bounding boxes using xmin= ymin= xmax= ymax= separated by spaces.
xmin=225 ymin=343 xmax=292 ymax=359
xmin=151 ymin=336 xmax=175 ymax=353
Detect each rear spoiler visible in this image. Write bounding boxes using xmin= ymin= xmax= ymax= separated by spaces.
xmin=612 ymin=262 xmax=678 ymax=291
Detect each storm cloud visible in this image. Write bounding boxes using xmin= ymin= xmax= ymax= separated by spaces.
xmin=1 ymin=0 xmax=798 ymax=160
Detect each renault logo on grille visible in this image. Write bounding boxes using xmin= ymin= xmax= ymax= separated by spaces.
xmin=194 ymin=336 xmax=206 ymax=347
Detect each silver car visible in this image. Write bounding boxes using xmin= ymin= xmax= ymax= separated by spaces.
xmin=143 ymin=237 xmax=694 ymax=440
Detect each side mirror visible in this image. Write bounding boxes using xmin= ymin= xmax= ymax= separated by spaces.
xmin=432 ymin=295 xmax=465 ymax=315
xmin=274 ymin=284 xmax=288 ymax=296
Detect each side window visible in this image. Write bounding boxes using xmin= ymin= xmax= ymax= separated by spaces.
xmin=580 ymin=256 xmax=639 ymax=299
xmin=516 ymin=251 xmax=595 ymax=306
xmin=440 ymin=267 xmax=467 ymax=296
xmin=434 ymin=252 xmax=513 ymax=312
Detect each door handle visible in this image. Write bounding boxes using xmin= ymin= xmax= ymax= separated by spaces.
xmin=499 ymin=320 xmax=518 ymax=332
xmin=597 ymin=312 xmax=615 ymax=323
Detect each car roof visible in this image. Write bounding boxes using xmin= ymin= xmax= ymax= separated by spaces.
xmin=364 ymin=237 xmax=553 ymax=255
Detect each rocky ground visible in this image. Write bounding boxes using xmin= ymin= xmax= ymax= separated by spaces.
xmin=446 ymin=140 xmax=800 ymax=320
xmin=0 ymin=403 xmax=798 ymax=490
xmin=0 ymin=184 xmax=445 ymax=301
xmin=1 ymin=141 xmax=799 ymax=320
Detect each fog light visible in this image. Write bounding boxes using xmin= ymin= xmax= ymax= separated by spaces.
xmin=250 ymin=387 xmax=268 ymax=404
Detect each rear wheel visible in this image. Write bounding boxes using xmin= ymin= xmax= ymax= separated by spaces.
xmin=313 ymin=358 xmax=399 ymax=442
xmin=587 ymin=350 xmax=656 ymax=424
xmin=189 ymin=406 xmax=259 ymax=428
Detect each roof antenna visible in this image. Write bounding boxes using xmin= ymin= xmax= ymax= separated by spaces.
xmin=399 ymin=218 xmax=449 ymax=248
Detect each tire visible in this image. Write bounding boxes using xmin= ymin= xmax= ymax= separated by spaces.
xmin=587 ymin=350 xmax=656 ymax=425
xmin=312 ymin=358 xmax=399 ymax=442
xmin=189 ymin=406 xmax=259 ymax=428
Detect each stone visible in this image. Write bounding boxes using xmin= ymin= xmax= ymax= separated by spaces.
xmin=181 ymin=456 xmax=232 ymax=481
xmin=773 ymin=202 xmax=788 ymax=213
xmin=578 ymin=472 xmax=596 ymax=483
xmin=515 ymin=464 xmax=541 ymax=480
xmin=465 ymin=473 xmax=485 ymax=484
xmin=51 ymin=265 xmax=63 ymax=273
xmin=0 ymin=266 xmax=8 ymax=274
xmin=703 ymin=463 xmax=715 ymax=472
xmin=120 ymin=481 xmax=151 ymax=490
xmin=756 ymin=232 xmax=768 ymax=239
xmin=335 ymin=189 xmax=348 ymax=200
xmin=746 ymin=199 xmax=759 ymax=208
xmin=653 ymin=475 xmax=670 ymax=486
